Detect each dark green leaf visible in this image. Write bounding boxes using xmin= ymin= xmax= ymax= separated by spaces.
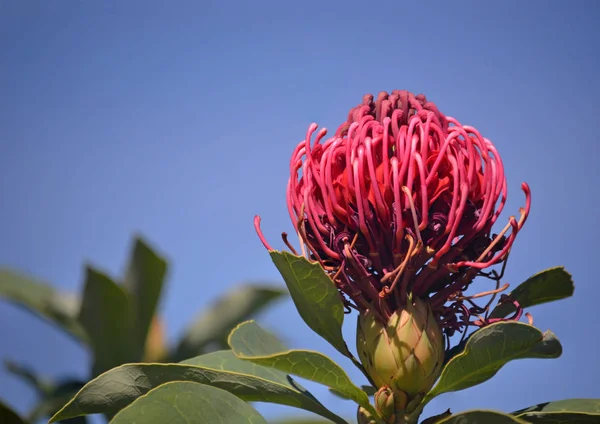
xmin=27 ymin=380 xmax=86 ymax=423
xmin=172 ymin=284 xmax=286 ymax=361
xmin=438 ymin=410 xmax=527 ymax=423
xmin=0 ymin=269 xmax=87 ymax=343
xmin=4 ymin=360 xmax=52 ymax=396
xmin=123 ymin=237 xmax=168 ymax=359
xmin=185 ymin=351 xmax=347 ymax=424
xmin=270 ymin=420 xmax=342 ymax=424
xmin=489 ymin=267 xmax=574 ymax=319
xmin=4 ymin=361 xmax=86 ymax=422
xmin=50 ymin=351 xmax=347 ymax=424
xmin=329 ymin=385 xmax=375 ymax=400
xmin=269 ymin=251 xmax=350 ymax=357
xmin=56 ymin=417 xmax=88 ymax=424
xmin=512 ymin=398 xmax=600 ymax=423
xmin=424 ymin=322 xmax=562 ymax=404
xmin=361 ymin=385 xmax=377 ymax=396
xmin=78 ymin=267 xmax=138 ymax=376
xmin=229 ymin=321 xmax=376 ymax=417
xmin=228 ymin=320 xmax=287 ymax=354
xmin=0 ymin=399 xmax=25 ymax=424
xmin=109 ymin=381 xmax=267 ymax=424
xmin=443 ymin=338 xmax=467 ymax=366
xmin=421 ymin=409 xmax=451 ymax=424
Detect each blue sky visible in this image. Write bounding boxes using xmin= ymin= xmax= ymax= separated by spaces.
xmin=1 ymin=1 xmax=599 ymax=422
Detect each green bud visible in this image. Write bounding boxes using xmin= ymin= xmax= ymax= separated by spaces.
xmin=356 ymin=406 xmax=378 ymax=424
xmin=374 ymin=386 xmax=396 ymax=420
xmin=356 ymin=298 xmax=445 ymax=398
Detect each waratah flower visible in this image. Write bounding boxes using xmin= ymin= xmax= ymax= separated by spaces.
xmin=254 ymin=90 xmax=530 ymax=405
xmin=256 ymin=90 xmax=530 ymax=336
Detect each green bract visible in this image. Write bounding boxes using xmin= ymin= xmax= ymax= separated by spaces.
xmin=356 ymin=297 xmax=444 ymax=401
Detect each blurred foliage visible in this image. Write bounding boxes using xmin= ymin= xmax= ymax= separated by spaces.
xmin=0 ymin=236 xmax=285 ymax=423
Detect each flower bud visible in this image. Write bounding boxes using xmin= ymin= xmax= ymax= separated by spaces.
xmin=357 ymin=298 xmax=444 ymax=398
xmin=374 ymin=386 xmax=398 ymax=421
xmin=357 ymin=406 xmax=378 ymax=424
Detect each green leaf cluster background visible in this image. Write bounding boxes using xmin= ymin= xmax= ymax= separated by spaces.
xmin=3 ymin=238 xmax=599 ymax=424
xmin=0 ymin=237 xmax=285 ymax=423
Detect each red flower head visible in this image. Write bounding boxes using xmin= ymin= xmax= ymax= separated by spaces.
xmin=256 ymin=90 xmax=530 ymax=340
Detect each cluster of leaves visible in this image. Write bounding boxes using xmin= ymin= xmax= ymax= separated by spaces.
xmin=1 ymin=244 xmax=598 ymax=423
xmin=0 ymin=237 xmax=285 ymax=423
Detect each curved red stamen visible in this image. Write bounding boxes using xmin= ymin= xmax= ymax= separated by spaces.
xmin=254 ymin=216 xmax=273 ymax=251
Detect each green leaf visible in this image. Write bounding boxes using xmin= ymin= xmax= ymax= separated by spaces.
xmin=4 ymin=360 xmax=52 ymax=396
xmin=424 ymin=322 xmax=562 ymax=404
xmin=421 ymin=409 xmax=451 ymax=424
xmin=270 ymin=420 xmax=342 ymax=424
xmin=27 ymin=380 xmax=86 ymax=423
xmin=55 ymin=417 xmax=88 ymax=424
xmin=172 ymin=284 xmax=286 ymax=361
xmin=512 ymin=398 xmax=600 ymax=423
xmin=4 ymin=361 xmax=86 ymax=422
xmin=109 ymin=381 xmax=267 ymax=424
xmin=0 ymin=399 xmax=25 ymax=424
xmin=329 ymin=385 xmax=376 ymax=400
xmin=185 ymin=351 xmax=347 ymax=424
xmin=489 ymin=267 xmax=574 ymax=319
xmin=50 ymin=350 xmax=347 ymax=424
xmin=438 ymin=410 xmax=527 ymax=423
xmin=361 ymin=385 xmax=377 ymax=396
xmin=229 ymin=321 xmax=376 ymax=417
xmin=122 ymin=237 xmax=168 ymax=359
xmin=78 ymin=267 xmax=138 ymax=376
xmin=0 ymin=269 xmax=87 ymax=343
xmin=269 ymin=251 xmax=350 ymax=357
